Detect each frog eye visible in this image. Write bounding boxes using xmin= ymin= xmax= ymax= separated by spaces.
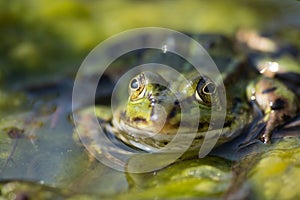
xmin=130 ymin=78 xmax=139 ymax=90
xmin=129 ymin=73 xmax=146 ymax=100
xmin=202 ymin=82 xmax=216 ymax=94
xmin=195 ymin=77 xmax=216 ymax=105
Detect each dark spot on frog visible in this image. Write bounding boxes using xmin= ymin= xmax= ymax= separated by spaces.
xmin=282 ymin=114 xmax=291 ymax=121
xmin=197 ymin=122 xmax=210 ymax=131
xmin=156 ymin=84 xmax=167 ymax=92
xmin=132 ymin=117 xmax=147 ymax=123
xmin=224 ymin=120 xmax=232 ymax=127
xmin=271 ymin=98 xmax=285 ymax=110
xmin=167 ymin=106 xmax=178 ymax=119
xmin=163 ymin=141 xmax=169 ymax=145
xmin=5 ymin=127 xmax=24 ymax=139
xmin=207 ymin=40 xmax=216 ymax=49
xmin=262 ymin=87 xmax=277 ymax=94
xmin=196 ymin=135 xmax=204 ymax=140
xmin=174 ymin=100 xmax=179 ymax=105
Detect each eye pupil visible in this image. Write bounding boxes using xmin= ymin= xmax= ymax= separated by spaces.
xmin=203 ymin=83 xmax=216 ymax=94
xmin=130 ymin=78 xmax=139 ymax=89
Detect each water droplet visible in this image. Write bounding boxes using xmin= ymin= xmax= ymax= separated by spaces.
xmin=162 ymin=45 xmax=168 ymax=53
xmin=267 ymin=61 xmax=279 ymax=72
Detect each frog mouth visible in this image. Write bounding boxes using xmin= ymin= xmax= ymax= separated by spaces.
xmin=111 ymin=115 xmax=233 ymax=152
xmin=110 ymin=105 xmax=245 ymax=153
xmin=118 ymin=95 xmax=208 ymax=137
xmin=117 ymin=109 xmax=206 ymax=137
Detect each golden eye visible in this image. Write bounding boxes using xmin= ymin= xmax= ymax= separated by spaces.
xmin=195 ymin=77 xmax=216 ymax=105
xmin=129 ymin=73 xmax=146 ymax=101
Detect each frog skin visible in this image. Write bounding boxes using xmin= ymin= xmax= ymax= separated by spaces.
xmin=105 ymin=69 xmax=298 ymax=152
xmin=78 ymin=34 xmax=300 ymax=153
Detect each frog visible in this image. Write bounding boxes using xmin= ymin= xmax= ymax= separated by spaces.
xmin=74 ymin=33 xmax=300 ymax=156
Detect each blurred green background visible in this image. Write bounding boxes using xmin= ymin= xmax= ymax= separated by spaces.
xmin=1 ymin=0 xmax=299 ymax=86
